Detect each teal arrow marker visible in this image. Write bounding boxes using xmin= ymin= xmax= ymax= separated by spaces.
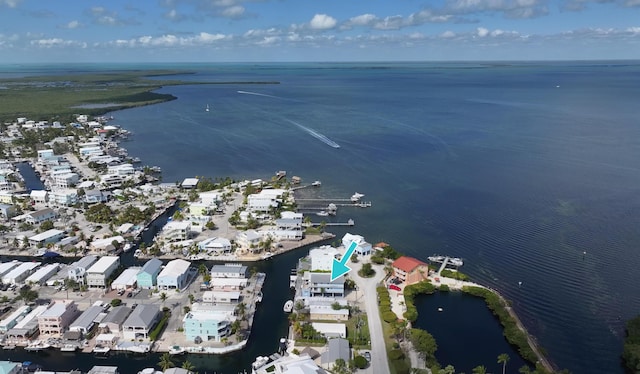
xmin=331 ymin=241 xmax=358 ymax=282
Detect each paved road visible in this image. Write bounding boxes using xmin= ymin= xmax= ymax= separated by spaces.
xmin=350 ymin=260 xmax=391 ymax=374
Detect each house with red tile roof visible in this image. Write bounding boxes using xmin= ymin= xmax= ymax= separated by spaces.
xmin=392 ymin=256 xmax=430 ymax=285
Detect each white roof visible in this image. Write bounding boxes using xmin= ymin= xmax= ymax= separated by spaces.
xmin=0 ymin=261 xmax=20 ymax=276
xmin=203 ymin=291 xmax=241 ymax=300
xmin=163 ymin=220 xmax=190 ymax=230
xmin=40 ymin=300 xmax=74 ymax=318
xmin=77 ymin=181 xmax=95 ymax=189
xmin=0 ymin=306 xmax=31 ymax=327
xmin=95 ymin=333 xmax=117 ymax=341
xmin=210 ymin=278 xmax=247 ymax=287
xmin=29 ymin=229 xmax=64 ymax=242
xmin=310 ymin=305 xmax=349 ymax=316
xmin=158 ymin=259 xmax=190 ymax=278
xmin=111 ymin=267 xmax=141 ymax=288
xmin=14 ymin=305 xmax=48 ymax=329
xmin=87 ymin=256 xmax=119 ymax=274
xmin=183 ymin=310 xmax=229 ymax=323
xmin=311 ymin=322 xmax=347 ymax=336
xmin=116 ymin=223 xmax=134 ymax=234
xmin=3 ymin=262 xmax=40 ymax=280
xmin=91 ymin=236 xmax=125 ymax=249
xmin=181 ymin=178 xmax=199 ymax=188
xmin=25 ymin=263 xmax=59 ymax=283
xmin=30 ymin=190 xmax=48 ymax=198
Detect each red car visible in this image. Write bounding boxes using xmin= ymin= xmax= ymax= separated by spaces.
xmin=389 ymin=284 xmax=401 ymax=291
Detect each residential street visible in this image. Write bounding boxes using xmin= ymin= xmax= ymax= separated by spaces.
xmin=349 ymin=259 xmax=391 ymax=374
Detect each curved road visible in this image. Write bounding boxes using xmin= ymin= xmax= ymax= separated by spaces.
xmin=350 ymin=261 xmax=391 ymax=374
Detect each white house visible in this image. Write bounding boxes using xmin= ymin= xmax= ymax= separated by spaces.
xmin=52 ymin=172 xmax=79 ymax=189
xmin=308 ymin=246 xmax=341 ymax=271
xmin=91 ymin=235 xmax=125 ymax=252
xmin=235 ymin=230 xmax=262 ymax=251
xmin=24 ymin=263 xmax=59 ymax=285
xmin=157 ymin=259 xmax=191 ymax=290
xmin=181 ymin=178 xmax=199 ymax=189
xmin=2 ymin=262 xmax=40 ymax=284
xmin=110 ymin=267 xmax=140 ymax=291
xmin=202 ymin=291 xmax=241 ymax=304
xmin=341 ymin=233 xmax=372 ymax=256
xmin=198 ymin=237 xmax=232 ymax=254
xmin=68 ymin=255 xmax=98 ymax=284
xmin=210 ymin=264 xmax=247 ymax=279
xmin=48 ymin=189 xmax=79 ymax=206
xmin=86 ymin=256 xmax=120 ymax=288
xmin=25 ymin=208 xmax=57 ymax=225
xmin=159 ymin=221 xmax=191 ymax=242
xmin=28 ymin=229 xmax=65 ymax=248
xmin=30 ymin=190 xmax=48 ymax=204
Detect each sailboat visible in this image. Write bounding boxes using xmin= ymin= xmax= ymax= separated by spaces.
xmin=205 ymin=104 xmax=210 ymax=112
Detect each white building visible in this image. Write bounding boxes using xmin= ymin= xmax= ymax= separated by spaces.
xmin=52 ymin=172 xmax=79 ymax=189
xmin=159 ymin=221 xmax=191 ymax=242
xmin=2 ymin=262 xmax=40 ymax=284
xmin=311 ymin=322 xmax=347 ymax=338
xmin=68 ymin=255 xmax=98 ymax=284
xmin=30 ymin=190 xmax=48 ymax=204
xmin=24 ymin=263 xmax=59 ymax=285
xmin=110 ymin=267 xmax=141 ymax=291
xmin=24 ymin=208 xmax=57 ymax=225
xmin=157 ymin=259 xmax=191 ymax=290
xmin=210 ymin=264 xmax=248 ymax=279
xmin=235 ymin=230 xmax=262 ymax=251
xmin=48 ymin=189 xmax=79 ymax=206
xmin=86 ymin=256 xmax=120 ymax=288
xmin=341 ymin=233 xmax=372 ymax=256
xmin=28 ymin=229 xmax=65 ymax=248
xmin=308 ymin=246 xmax=341 ymax=271
xmin=91 ymin=235 xmax=125 ymax=252
xmin=202 ymin=291 xmax=241 ymax=304
xmin=0 ymin=261 xmax=20 ymax=277
xmin=198 ymin=237 xmax=232 ymax=254
xmin=181 ymin=178 xmax=199 ymax=189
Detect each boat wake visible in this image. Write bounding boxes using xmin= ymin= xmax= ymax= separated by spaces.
xmin=237 ymin=90 xmax=283 ymax=100
xmin=285 ymin=119 xmax=340 ymax=148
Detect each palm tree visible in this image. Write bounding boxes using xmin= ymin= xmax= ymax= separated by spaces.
xmin=181 ymin=360 xmax=197 ymax=373
xmin=472 ymin=365 xmax=487 ymax=374
xmin=498 ymin=353 xmax=510 ymax=374
xmin=160 ymin=292 xmax=167 ymax=305
xmin=158 ymin=353 xmax=175 ymax=371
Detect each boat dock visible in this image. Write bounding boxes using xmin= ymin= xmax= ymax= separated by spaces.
xmin=427 ymin=255 xmax=464 ymax=275
xmin=307 ymin=219 xmax=355 ymax=227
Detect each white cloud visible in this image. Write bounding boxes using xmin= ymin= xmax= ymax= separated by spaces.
xmin=309 ymin=14 xmax=337 ymax=30
xmin=257 ymin=36 xmax=280 ymax=45
xmin=445 ymin=0 xmax=548 ymax=18
xmin=349 ymin=14 xmax=377 ymax=26
xmin=627 ymin=26 xmax=640 ymax=33
xmin=30 ymin=38 xmax=87 ymax=48
xmin=196 ymin=32 xmax=228 ymax=43
xmin=441 ymin=30 xmax=457 ymax=38
xmin=221 ymin=5 xmax=245 ymax=18
xmin=0 ymin=0 xmax=22 ymax=7
xmin=477 ymin=27 xmax=490 ymax=37
xmin=64 ymin=20 xmax=81 ymax=29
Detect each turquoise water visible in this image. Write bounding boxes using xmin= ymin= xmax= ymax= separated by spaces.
xmin=4 ymin=61 xmax=640 ymax=373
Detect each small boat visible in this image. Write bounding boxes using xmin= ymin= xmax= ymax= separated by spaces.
xmin=60 ymin=344 xmax=78 ymax=352
xmin=123 ymin=242 xmax=132 ymax=252
xmin=256 ymin=291 xmax=263 ymax=303
xmin=2 ymin=345 xmax=16 ymax=350
xmin=316 ymin=211 xmax=329 ymax=217
xmin=133 ymin=249 xmax=142 ymax=258
xmin=128 ymin=345 xmax=150 ymax=354
xmin=312 ymin=180 xmax=321 ymax=187
xmin=168 ymin=346 xmax=185 ymax=355
xmin=205 ymin=104 xmax=210 ymax=112
xmin=93 ymin=345 xmax=111 ymax=354
xmin=350 ymin=192 xmax=365 ymax=202
xmin=437 ymin=307 xmax=443 ymax=312
xmin=24 ymin=341 xmax=51 ymax=351
xmin=283 ymin=300 xmax=294 ymax=313
xmin=252 ymin=356 xmax=270 ymax=370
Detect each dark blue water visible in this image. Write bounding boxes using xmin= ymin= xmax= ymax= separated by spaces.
xmin=4 ymin=61 xmax=640 ymax=373
xmin=413 ymin=291 xmax=530 ymax=373
xmin=15 ymin=162 xmax=45 ymax=192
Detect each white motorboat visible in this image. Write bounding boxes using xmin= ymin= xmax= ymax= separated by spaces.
xmin=351 ymin=192 xmax=365 ymax=202
xmin=283 ymin=300 xmax=294 ymax=313
xmin=123 ymin=243 xmax=132 ymax=252
xmin=24 ymin=341 xmax=51 ymax=351
xmin=205 ymin=104 xmax=210 ymax=112
xmin=312 ymin=180 xmax=321 ymax=187
xmin=252 ymin=356 xmax=270 ymax=370
xmin=60 ymin=344 xmax=78 ymax=352
xmin=256 ymin=291 xmax=263 ymax=303
xmin=169 ymin=345 xmax=186 ymax=355
xmin=133 ymin=249 xmax=142 ymax=258
xmin=93 ymin=345 xmax=111 ymax=354
xmin=316 ymin=211 xmax=329 ymax=217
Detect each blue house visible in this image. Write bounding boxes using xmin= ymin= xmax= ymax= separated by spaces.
xmin=182 ymin=310 xmax=230 ymax=342
xmin=136 ymin=258 xmax=162 ymax=289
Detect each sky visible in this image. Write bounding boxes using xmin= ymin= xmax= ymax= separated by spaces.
xmin=0 ymin=0 xmax=639 ymax=62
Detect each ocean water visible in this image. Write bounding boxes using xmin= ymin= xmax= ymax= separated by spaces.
xmin=4 ymin=61 xmax=640 ymax=373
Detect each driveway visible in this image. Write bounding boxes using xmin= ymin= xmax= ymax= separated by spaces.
xmin=349 ymin=260 xmax=391 ymax=374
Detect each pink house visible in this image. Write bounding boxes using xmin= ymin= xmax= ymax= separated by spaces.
xmin=37 ymin=300 xmax=79 ymax=336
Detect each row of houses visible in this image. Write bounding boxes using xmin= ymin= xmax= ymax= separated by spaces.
xmin=0 ymin=300 xmax=162 ymax=344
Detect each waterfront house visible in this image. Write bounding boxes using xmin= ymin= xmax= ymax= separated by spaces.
xmin=25 ymin=208 xmax=57 ymax=225
xmin=28 ymin=229 xmax=65 ymax=248
xmin=55 ymin=236 xmax=79 ymax=252
xmin=321 ymin=338 xmax=351 ymax=369
xmin=2 ymin=262 xmax=40 ymax=284
xmin=275 ymin=217 xmax=303 ymax=230
xmin=98 ymin=306 xmax=132 ymax=334
xmin=302 ymin=272 xmax=345 ymax=298
xmin=159 ymin=221 xmax=191 ymax=242
xmin=37 ymin=299 xmax=79 ymax=335
xmin=107 ymin=163 xmax=135 ymax=176
xmin=210 ymin=277 xmax=248 ymax=291
xmin=85 ymin=189 xmax=108 ymax=204
xmin=157 ymin=259 xmax=191 ymax=290
xmin=0 ymin=261 xmax=19 ymax=278
xmin=37 ymin=149 xmax=54 ymax=162
xmin=86 ymin=256 xmax=120 ymax=288
xmin=210 ymin=263 xmax=248 ymax=279
xmin=341 ymin=233 xmax=372 ymax=256
xmin=235 ymin=230 xmax=262 ymax=251
xmin=47 ymin=189 xmax=79 ymax=206
xmin=0 ymin=192 xmax=14 ymax=204
xmin=91 ymin=235 xmax=125 ymax=253
xmin=110 ymin=267 xmax=140 ymax=291
xmin=182 ymin=310 xmax=231 ymax=343
xmin=136 ymin=258 xmax=163 ymax=289
xmin=308 ymin=246 xmax=341 ymax=271
xmin=94 ymin=333 xmax=118 ymax=348
xmin=307 ymin=298 xmax=349 ymax=322
xmin=254 ymin=353 xmax=327 ymax=374
xmin=202 ymin=291 xmax=241 ymax=304
xmin=29 ymin=190 xmax=48 ymax=204
xmin=391 ymin=256 xmax=430 ymax=285
xmin=52 ymin=172 xmax=79 ymax=189
xmin=199 ymin=191 xmax=220 ymax=205
xmin=198 ymin=237 xmax=232 ymax=254
xmin=0 ymin=306 xmax=31 ymax=333
xmin=69 ymin=305 xmax=104 ymax=334
xmin=122 ymin=304 xmax=160 ymax=341
xmin=0 ymin=204 xmax=17 ymax=219
xmin=247 ymin=190 xmax=285 ymax=213
xmin=181 ymin=178 xmax=199 ymax=189
xmin=67 ymin=255 xmax=98 ymax=284
xmin=24 ymin=263 xmax=59 ymax=285
xmin=312 ymin=323 xmax=347 ymax=339
xmin=6 ymin=305 xmax=49 ymax=342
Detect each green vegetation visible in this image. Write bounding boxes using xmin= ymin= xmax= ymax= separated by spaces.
xmin=110 ymin=298 xmax=122 ymax=307
xmin=149 ymin=308 xmax=171 ymax=341
xmin=358 ymin=263 xmax=376 ymax=278
xmin=18 ymin=286 xmax=38 ymax=303
xmin=377 ymin=286 xmax=411 ymax=374
xmin=157 ymin=352 xmax=175 ymax=371
xmin=402 ymin=280 xmax=437 ymax=322
xmin=440 ymin=269 xmax=469 ymax=281
xmin=353 ymin=355 xmax=368 ymax=369
xmin=462 ymin=286 xmax=538 ymax=364
xmin=371 ymin=244 xmax=402 ymax=264
xmin=623 ymin=315 xmax=640 ymax=373
xmin=0 ymin=70 xmax=280 ymax=121
xmin=409 ymin=328 xmax=439 ymax=368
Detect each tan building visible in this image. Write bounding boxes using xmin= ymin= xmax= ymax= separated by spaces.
xmin=392 ymin=256 xmax=429 ymax=285
xmin=37 ymin=300 xmax=79 ymax=335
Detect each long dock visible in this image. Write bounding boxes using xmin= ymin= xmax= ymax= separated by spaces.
xmin=308 ymin=219 xmax=355 ymax=227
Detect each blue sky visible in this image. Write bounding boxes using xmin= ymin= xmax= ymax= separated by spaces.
xmin=0 ymin=0 xmax=639 ymax=62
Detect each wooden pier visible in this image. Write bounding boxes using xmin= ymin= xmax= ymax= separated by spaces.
xmin=308 ymin=219 xmax=354 ymax=227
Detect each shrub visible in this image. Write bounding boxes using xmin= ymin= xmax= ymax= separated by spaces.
xmin=382 ymin=311 xmax=397 ymax=323
xmin=388 ymin=349 xmax=405 ymax=360
xmin=353 ymin=355 xmax=367 ymax=369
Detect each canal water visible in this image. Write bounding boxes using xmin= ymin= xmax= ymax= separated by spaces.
xmin=15 ymin=162 xmax=45 ymax=192
xmin=412 ymin=291 xmax=530 ymax=374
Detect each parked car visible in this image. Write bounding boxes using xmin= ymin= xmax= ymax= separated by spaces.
xmin=364 ymin=352 xmax=371 ymax=362
xmin=126 ymin=292 xmax=133 ymax=298
xmin=389 ymin=284 xmax=401 ymax=291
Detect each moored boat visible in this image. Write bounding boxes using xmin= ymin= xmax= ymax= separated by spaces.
xmin=316 ymin=211 xmax=329 ymax=217
xmin=312 ymin=180 xmax=321 ymax=187
xmin=168 ymin=345 xmax=186 ymax=355
xmin=283 ymin=300 xmax=294 ymax=313
xmin=60 ymin=344 xmax=77 ymax=352
xmin=350 ymin=192 xmax=365 ymax=202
